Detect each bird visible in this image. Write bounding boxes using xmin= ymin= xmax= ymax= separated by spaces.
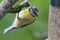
xmin=3 ymin=6 xmax=39 ymax=34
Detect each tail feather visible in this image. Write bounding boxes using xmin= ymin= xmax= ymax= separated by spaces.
xmin=3 ymin=26 xmax=14 ymax=34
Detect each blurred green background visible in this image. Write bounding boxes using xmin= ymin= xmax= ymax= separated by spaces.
xmin=0 ymin=0 xmax=49 ymax=40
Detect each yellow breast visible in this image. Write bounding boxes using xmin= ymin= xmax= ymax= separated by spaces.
xmin=19 ymin=9 xmax=35 ymax=21
xmin=12 ymin=9 xmax=35 ymax=28
xmin=18 ymin=9 xmax=35 ymax=26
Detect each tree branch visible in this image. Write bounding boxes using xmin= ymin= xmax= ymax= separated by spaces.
xmin=0 ymin=0 xmax=30 ymax=20
xmin=8 ymin=1 xmax=30 ymax=13
xmin=0 ymin=0 xmax=18 ymax=20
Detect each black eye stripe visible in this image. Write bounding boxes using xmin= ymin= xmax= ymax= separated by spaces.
xmin=32 ymin=8 xmax=38 ymax=16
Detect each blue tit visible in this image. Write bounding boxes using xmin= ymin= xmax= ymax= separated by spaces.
xmin=4 ymin=6 xmax=39 ymax=34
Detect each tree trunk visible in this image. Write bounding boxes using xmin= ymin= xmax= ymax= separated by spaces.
xmin=48 ymin=5 xmax=60 ymax=40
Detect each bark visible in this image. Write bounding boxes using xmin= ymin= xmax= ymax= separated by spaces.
xmin=48 ymin=5 xmax=60 ymax=40
xmin=0 ymin=0 xmax=18 ymax=20
xmin=0 ymin=0 xmax=29 ymax=20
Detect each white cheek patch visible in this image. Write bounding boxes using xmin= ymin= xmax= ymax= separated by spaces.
xmin=30 ymin=9 xmax=36 ymax=17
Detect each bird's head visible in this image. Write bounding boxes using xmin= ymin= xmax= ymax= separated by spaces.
xmin=29 ymin=6 xmax=39 ymax=17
